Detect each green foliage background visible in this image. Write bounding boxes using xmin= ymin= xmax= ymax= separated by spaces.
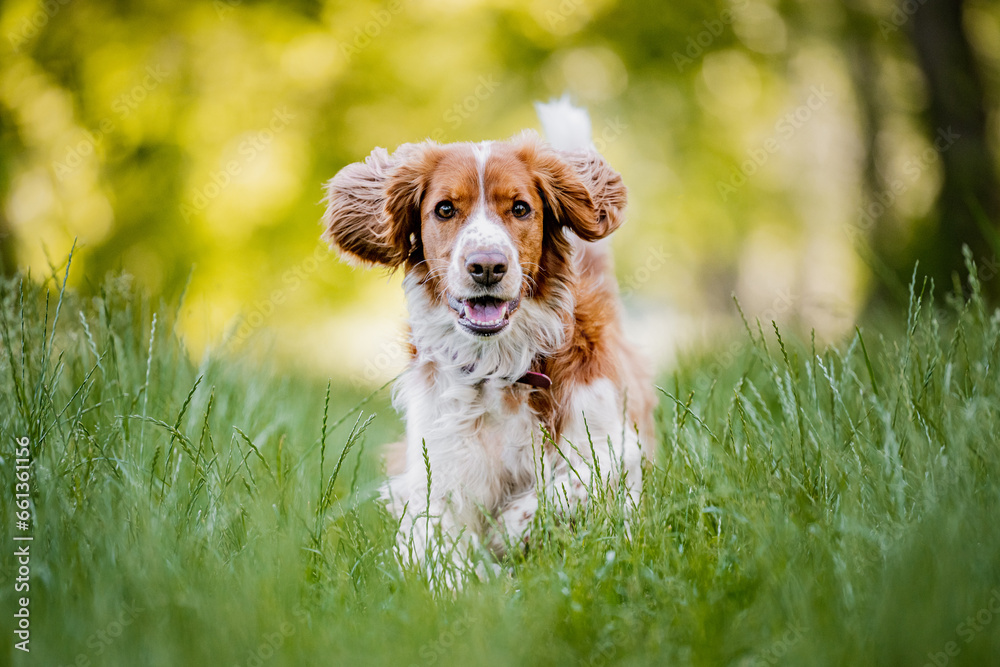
xmin=2 ymin=0 xmax=999 ymax=379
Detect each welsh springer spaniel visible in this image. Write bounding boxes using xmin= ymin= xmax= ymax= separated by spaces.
xmin=322 ymin=99 xmax=655 ymax=573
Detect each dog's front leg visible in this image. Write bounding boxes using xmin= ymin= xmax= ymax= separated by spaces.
xmin=488 ymin=490 xmax=539 ymax=555
xmin=541 ymin=429 xmax=643 ymax=512
xmin=493 ymin=380 xmax=644 ymax=545
xmin=552 ymin=379 xmax=645 ymax=507
xmin=382 ymin=475 xmax=482 ymax=586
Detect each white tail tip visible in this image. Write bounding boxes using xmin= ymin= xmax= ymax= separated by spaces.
xmin=535 ymin=95 xmax=592 ymax=152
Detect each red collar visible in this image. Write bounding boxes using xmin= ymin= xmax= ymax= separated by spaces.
xmin=459 ymin=363 xmax=551 ymax=389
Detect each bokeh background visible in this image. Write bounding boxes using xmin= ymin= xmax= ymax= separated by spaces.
xmin=1 ymin=0 xmax=998 ymax=384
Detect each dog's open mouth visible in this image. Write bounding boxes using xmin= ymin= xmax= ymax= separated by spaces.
xmin=447 ymin=294 xmax=521 ymax=336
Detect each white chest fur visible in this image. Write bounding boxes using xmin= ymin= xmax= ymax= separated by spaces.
xmin=394 ymin=365 xmax=541 ymax=522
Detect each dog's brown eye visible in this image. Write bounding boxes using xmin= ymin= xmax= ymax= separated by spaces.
xmin=435 ymin=201 xmax=456 ymax=219
xmin=512 ymin=201 xmax=531 ymax=218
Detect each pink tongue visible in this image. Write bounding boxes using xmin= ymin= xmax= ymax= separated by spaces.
xmin=466 ymin=300 xmax=506 ymax=323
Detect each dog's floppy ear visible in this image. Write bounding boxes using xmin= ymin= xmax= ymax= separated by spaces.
xmin=555 ymin=150 xmax=627 ymax=240
xmin=322 ymin=143 xmax=436 ymax=268
xmin=520 ymin=135 xmax=627 ymax=241
xmin=382 ymin=142 xmax=442 ymax=267
xmin=322 ymin=147 xmax=405 ymax=267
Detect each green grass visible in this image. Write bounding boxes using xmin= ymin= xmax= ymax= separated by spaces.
xmin=2 ymin=256 xmax=1000 ymax=666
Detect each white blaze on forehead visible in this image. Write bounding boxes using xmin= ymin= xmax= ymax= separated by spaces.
xmin=472 ymin=141 xmax=492 ymax=202
xmin=448 ymin=141 xmax=520 ymax=286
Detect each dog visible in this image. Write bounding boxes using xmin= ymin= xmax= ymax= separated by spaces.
xmin=322 ymin=99 xmax=655 ymax=572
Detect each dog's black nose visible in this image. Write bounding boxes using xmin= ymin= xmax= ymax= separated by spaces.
xmin=466 ymin=252 xmax=508 ymax=286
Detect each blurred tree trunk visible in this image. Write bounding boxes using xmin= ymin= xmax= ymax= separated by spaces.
xmin=0 ymin=105 xmax=17 ymax=277
xmin=842 ymin=8 xmax=912 ymax=307
xmin=0 ymin=214 xmax=15 ymax=277
xmin=902 ymin=0 xmax=1000 ymax=300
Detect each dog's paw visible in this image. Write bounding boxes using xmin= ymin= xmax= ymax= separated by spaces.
xmin=490 ymin=492 xmax=538 ymax=554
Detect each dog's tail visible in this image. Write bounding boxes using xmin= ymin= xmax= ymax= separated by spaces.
xmin=535 ymin=96 xmax=616 ymax=268
xmin=534 ymin=95 xmax=593 ymax=152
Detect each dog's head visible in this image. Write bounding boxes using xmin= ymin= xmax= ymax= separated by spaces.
xmin=322 ymin=132 xmax=626 ymax=339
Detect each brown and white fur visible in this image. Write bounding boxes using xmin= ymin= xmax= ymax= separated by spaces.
xmin=322 ymin=99 xmax=655 ymax=573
